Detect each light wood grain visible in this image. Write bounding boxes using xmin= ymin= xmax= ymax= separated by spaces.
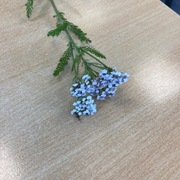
xmin=0 ymin=0 xmax=180 ymax=179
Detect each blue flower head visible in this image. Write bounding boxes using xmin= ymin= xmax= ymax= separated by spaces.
xmin=71 ymin=96 xmax=97 ymax=116
xmin=70 ymin=68 xmax=130 ymax=117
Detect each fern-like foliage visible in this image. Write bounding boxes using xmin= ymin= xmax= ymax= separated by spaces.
xmin=80 ymin=46 xmax=106 ymax=59
xmin=54 ymin=11 xmax=67 ymax=21
xmin=68 ymin=23 xmax=91 ymax=43
xmin=25 ymin=0 xmax=34 ymax=18
xmin=53 ymin=11 xmax=91 ymax=43
xmin=47 ymin=22 xmax=68 ymax=37
xmin=53 ymin=46 xmax=72 ymax=76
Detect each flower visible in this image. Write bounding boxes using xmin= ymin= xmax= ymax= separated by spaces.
xmin=71 ymin=96 xmax=97 ymax=116
xmin=87 ymin=69 xmax=130 ymax=100
xmin=70 ymin=68 xmax=130 ymax=117
xmin=70 ymin=83 xmax=87 ymax=97
xmin=82 ymin=74 xmax=91 ymax=85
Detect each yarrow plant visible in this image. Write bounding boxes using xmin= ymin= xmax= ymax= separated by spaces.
xmin=25 ymin=0 xmax=130 ymax=119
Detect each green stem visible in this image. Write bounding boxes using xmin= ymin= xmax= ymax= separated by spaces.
xmin=50 ymin=0 xmax=82 ymax=79
xmin=82 ymin=58 xmax=99 ymax=78
xmin=49 ymin=0 xmax=78 ymax=49
xmin=65 ymin=29 xmax=79 ymax=49
xmin=49 ymin=0 xmax=110 ymax=79
xmin=84 ymin=51 xmax=109 ymax=69
xmin=49 ymin=0 xmax=59 ymax=15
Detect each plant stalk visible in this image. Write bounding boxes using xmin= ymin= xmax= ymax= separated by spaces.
xmin=49 ymin=0 xmax=78 ymax=49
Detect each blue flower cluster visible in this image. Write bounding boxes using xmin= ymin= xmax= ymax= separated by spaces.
xmin=70 ymin=69 xmax=130 ymax=117
xmin=71 ymin=96 xmax=96 ymax=116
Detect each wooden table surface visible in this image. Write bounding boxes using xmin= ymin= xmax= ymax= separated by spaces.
xmin=1 ymin=0 xmax=180 ymax=179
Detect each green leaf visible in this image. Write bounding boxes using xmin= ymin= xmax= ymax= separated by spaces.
xmin=53 ymin=46 xmax=72 ymax=76
xmin=25 ymin=0 xmax=34 ymax=18
xmin=47 ymin=22 xmax=67 ymax=37
xmin=57 ymin=11 xmax=65 ymax=20
xmin=68 ymin=22 xmax=91 ymax=43
xmin=80 ymin=46 xmax=106 ymax=59
xmin=54 ymin=11 xmax=67 ymax=22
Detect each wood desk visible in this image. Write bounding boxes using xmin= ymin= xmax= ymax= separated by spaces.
xmin=1 ymin=0 xmax=180 ymax=179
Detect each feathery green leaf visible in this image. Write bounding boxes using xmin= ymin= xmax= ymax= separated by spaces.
xmin=80 ymin=46 xmax=106 ymax=59
xmin=47 ymin=22 xmax=68 ymax=37
xmin=25 ymin=0 xmax=34 ymax=18
xmin=53 ymin=46 xmax=72 ymax=76
xmin=68 ymin=22 xmax=91 ymax=43
xmin=57 ymin=11 xmax=66 ymax=20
